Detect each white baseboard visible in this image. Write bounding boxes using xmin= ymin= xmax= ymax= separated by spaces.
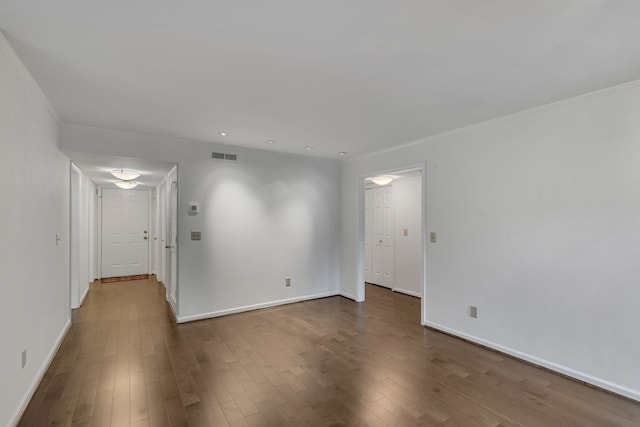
xmin=339 ymin=291 xmax=358 ymax=301
xmin=78 ymin=285 xmax=90 ymax=307
xmin=168 ymin=294 xmax=178 ymax=319
xmin=423 ymin=321 xmax=640 ymax=403
xmin=177 ymin=291 xmax=340 ymax=323
xmin=9 ymin=319 xmax=72 ymax=426
xmin=393 ymin=287 xmax=422 ymax=298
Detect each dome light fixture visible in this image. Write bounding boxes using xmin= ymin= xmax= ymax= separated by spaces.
xmin=110 ymin=169 xmax=140 ymax=181
xmin=370 ymin=175 xmax=394 ymax=186
xmin=114 ymin=180 xmax=139 ymax=190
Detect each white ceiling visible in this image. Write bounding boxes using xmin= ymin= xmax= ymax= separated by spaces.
xmin=2 ymin=1 xmax=640 ymax=159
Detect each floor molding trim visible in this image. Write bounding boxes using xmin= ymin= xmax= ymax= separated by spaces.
xmin=78 ymin=283 xmax=92 ymax=307
xmin=177 ymin=291 xmax=340 ymax=323
xmin=9 ymin=319 xmax=72 ymax=426
xmin=393 ymin=287 xmax=422 ymax=298
xmin=339 ymin=291 xmax=358 ymax=301
xmin=168 ymin=294 xmax=178 ymax=320
xmin=423 ymin=320 xmax=640 ymax=403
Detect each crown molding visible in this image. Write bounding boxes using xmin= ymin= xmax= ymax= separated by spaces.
xmin=350 ymin=77 xmax=640 ymax=162
xmin=0 ymin=30 xmax=59 ymax=123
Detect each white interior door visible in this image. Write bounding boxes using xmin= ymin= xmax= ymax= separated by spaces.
xmin=101 ymin=188 xmax=149 ymax=278
xmin=364 ymin=189 xmax=373 ymax=283
xmin=381 ymin=186 xmax=394 ymax=286
xmin=370 ymin=185 xmax=394 ymax=287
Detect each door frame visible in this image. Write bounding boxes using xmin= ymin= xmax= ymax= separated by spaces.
xmin=164 ymin=165 xmax=179 ymax=317
xmin=357 ymin=162 xmax=428 ymax=324
xmin=98 ymin=187 xmax=152 ymax=279
xmin=70 ymin=165 xmax=80 ymax=309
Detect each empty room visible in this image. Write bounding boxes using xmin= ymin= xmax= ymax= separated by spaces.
xmin=2 ymin=1 xmax=640 ymax=426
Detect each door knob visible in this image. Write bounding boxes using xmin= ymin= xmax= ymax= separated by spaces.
xmin=144 ymin=236 xmax=148 ymax=240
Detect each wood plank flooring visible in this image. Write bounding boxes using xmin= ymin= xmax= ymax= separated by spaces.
xmin=18 ymin=278 xmax=640 ymax=426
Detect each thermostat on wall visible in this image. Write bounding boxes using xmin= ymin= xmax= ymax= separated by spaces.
xmin=188 ymin=202 xmax=200 ymax=215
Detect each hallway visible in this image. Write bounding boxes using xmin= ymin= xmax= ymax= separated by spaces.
xmin=19 ymin=280 xmax=640 ymax=426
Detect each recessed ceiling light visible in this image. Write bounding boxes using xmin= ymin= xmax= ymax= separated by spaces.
xmin=218 ymin=131 xmax=228 ymax=137
xmin=305 ymin=146 xmax=313 ymax=150
xmin=339 ymin=152 xmax=348 ymax=156
xmin=266 ymin=140 xmax=275 ymax=144
xmin=110 ymin=169 xmax=140 ymax=181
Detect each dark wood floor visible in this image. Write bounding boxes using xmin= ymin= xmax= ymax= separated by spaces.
xmin=18 ymin=278 xmax=640 ymax=426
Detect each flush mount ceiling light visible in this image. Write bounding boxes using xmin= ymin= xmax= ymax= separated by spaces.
xmin=370 ymin=175 xmax=394 ymax=186
xmin=110 ymin=169 xmax=140 ymax=181
xmin=305 ymin=146 xmax=313 ymax=150
xmin=266 ymin=140 xmax=275 ymax=144
xmin=339 ymin=151 xmax=348 ymax=156
xmin=114 ymin=180 xmax=139 ymax=189
xmin=218 ymin=131 xmax=228 ymax=137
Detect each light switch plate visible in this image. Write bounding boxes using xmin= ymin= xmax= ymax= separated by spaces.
xmin=430 ymin=232 xmax=437 ymax=243
xmin=191 ymin=230 xmax=201 ymax=240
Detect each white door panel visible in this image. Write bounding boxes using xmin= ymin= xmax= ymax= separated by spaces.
xmin=364 ymin=190 xmax=372 ymax=283
xmin=367 ymin=185 xmax=394 ymax=287
xmin=102 ymin=189 xmax=149 ymax=278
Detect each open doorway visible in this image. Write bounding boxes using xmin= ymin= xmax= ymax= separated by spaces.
xmin=65 ymin=153 xmax=178 ymax=316
xmin=361 ymin=167 xmax=425 ymax=319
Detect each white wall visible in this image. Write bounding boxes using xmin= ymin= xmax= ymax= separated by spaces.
xmin=0 ymin=33 xmax=71 ymax=426
xmin=88 ymin=178 xmax=97 ymax=282
xmin=70 ymin=164 xmax=95 ymax=308
xmin=60 ymin=123 xmax=342 ymax=322
xmin=340 ymin=81 xmax=640 ymax=401
xmin=79 ymin=170 xmax=95 ymax=303
xmin=393 ymin=175 xmax=422 ymax=297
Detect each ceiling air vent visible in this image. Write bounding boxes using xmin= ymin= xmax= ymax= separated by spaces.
xmin=212 ymin=152 xmax=238 ymax=161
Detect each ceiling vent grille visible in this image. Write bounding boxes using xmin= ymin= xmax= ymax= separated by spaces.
xmin=212 ymin=152 xmax=238 ymax=161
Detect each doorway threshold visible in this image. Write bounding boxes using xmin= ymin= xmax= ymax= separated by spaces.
xmin=100 ymin=274 xmax=149 ymax=283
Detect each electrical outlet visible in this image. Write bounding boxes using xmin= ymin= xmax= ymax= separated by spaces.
xmin=285 ymin=277 xmax=291 ymax=287
xmin=22 ymin=349 xmax=27 ymax=369
xmin=190 ymin=230 xmax=201 ymax=240
xmin=430 ymin=232 xmax=437 ymax=243
xmin=403 ymin=228 xmax=408 ymax=236
xmin=470 ymin=306 xmax=478 ymax=318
